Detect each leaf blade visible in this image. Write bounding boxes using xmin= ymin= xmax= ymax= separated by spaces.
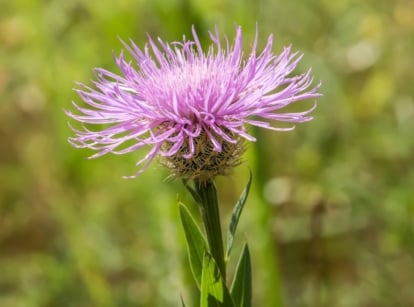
xmin=226 ymin=171 xmax=252 ymax=259
xmin=182 ymin=179 xmax=202 ymax=203
xmin=180 ymin=296 xmax=187 ymax=307
xmin=179 ymin=203 xmax=208 ymax=288
xmin=230 ymin=243 xmax=252 ymax=307
xmin=200 ymin=252 xmax=234 ymax=307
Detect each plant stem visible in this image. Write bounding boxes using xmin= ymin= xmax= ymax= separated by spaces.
xmin=194 ymin=179 xmax=226 ymax=280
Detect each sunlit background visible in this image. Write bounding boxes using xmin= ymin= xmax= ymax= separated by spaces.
xmin=1 ymin=0 xmax=414 ymax=306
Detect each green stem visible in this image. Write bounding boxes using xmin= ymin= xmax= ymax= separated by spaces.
xmin=194 ymin=180 xmax=226 ymax=280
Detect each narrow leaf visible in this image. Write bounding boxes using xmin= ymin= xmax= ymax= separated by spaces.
xmin=226 ymin=171 xmax=252 ymax=259
xmin=182 ymin=179 xmax=202 ymax=203
xmin=230 ymin=243 xmax=252 ymax=307
xmin=200 ymin=252 xmax=234 ymax=307
xmin=180 ymin=296 xmax=187 ymax=307
xmin=179 ymin=203 xmax=208 ymax=288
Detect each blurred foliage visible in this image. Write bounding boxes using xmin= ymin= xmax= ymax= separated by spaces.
xmin=1 ymin=0 xmax=414 ymax=306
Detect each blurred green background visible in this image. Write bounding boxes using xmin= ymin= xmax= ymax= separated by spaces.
xmin=1 ymin=0 xmax=414 ymax=306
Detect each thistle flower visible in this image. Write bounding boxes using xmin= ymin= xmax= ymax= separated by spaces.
xmin=67 ymin=25 xmax=321 ymax=181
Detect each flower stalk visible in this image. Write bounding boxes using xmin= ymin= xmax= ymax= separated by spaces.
xmin=194 ymin=179 xmax=226 ymax=279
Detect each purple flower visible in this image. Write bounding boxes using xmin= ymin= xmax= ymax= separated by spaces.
xmin=67 ymin=25 xmax=321 ymax=181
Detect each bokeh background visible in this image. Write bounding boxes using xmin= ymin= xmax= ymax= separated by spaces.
xmin=1 ymin=0 xmax=414 ymax=306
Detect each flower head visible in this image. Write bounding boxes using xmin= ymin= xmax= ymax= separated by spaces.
xmin=67 ymin=25 xmax=321 ymax=181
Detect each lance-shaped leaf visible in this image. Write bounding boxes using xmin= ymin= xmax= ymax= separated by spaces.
xmin=179 ymin=203 xmax=208 ymax=288
xmin=182 ymin=179 xmax=202 ymax=204
xmin=180 ymin=296 xmax=187 ymax=307
xmin=200 ymin=252 xmax=234 ymax=307
xmin=230 ymin=243 xmax=252 ymax=307
xmin=226 ymin=172 xmax=252 ymax=259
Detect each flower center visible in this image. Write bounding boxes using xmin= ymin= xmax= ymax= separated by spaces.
xmin=160 ymin=129 xmax=245 ymax=182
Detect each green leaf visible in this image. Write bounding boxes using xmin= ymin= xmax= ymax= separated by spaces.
xmin=200 ymin=252 xmax=234 ymax=307
xmin=182 ymin=179 xmax=202 ymax=203
xmin=230 ymin=243 xmax=252 ymax=307
xmin=180 ymin=296 xmax=187 ymax=307
xmin=226 ymin=171 xmax=252 ymax=259
xmin=179 ymin=203 xmax=208 ymax=288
